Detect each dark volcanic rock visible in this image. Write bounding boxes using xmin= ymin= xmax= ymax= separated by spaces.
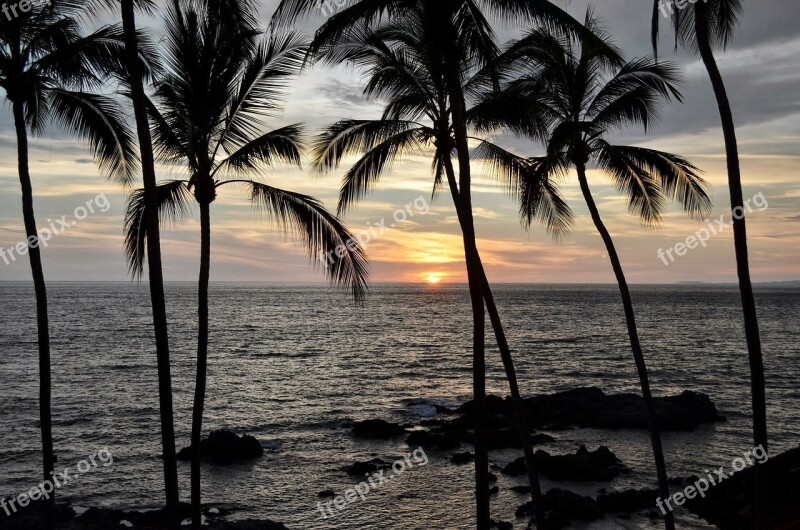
xmin=504 ymin=445 xmax=625 ymax=481
xmin=344 ymin=458 xmax=390 ymax=476
xmin=597 ymin=488 xmax=659 ymax=513
xmin=177 ymin=430 xmax=264 ymax=463
xmin=451 ymin=451 xmax=475 ymax=464
xmin=684 ymin=445 xmax=800 ymax=529
xmin=490 ymin=519 xmax=513 ymax=530
xmin=458 ymin=387 xmax=722 ymax=432
xmin=352 ymin=419 xmax=407 ymax=439
xmin=406 ymin=429 xmax=462 ymax=450
xmin=517 ymin=488 xmax=603 ymax=521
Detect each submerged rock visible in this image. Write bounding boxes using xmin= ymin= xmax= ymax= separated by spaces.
xmin=177 ymin=430 xmax=264 ymax=463
xmin=451 ymin=451 xmax=475 ymax=464
xmin=344 ymin=457 xmax=390 ymax=476
xmin=352 ymin=419 xmax=407 ymax=439
xmin=517 ymin=488 xmax=603 ymax=521
xmin=597 ymin=488 xmax=659 ymax=513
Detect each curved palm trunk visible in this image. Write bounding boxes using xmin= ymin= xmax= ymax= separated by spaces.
xmin=120 ymin=3 xmax=181 ymax=527
xmin=576 ymin=165 xmax=674 ymax=530
xmin=479 ymin=270 xmax=548 ymax=529
xmin=694 ymin=9 xmax=769 ymax=529
xmin=442 ymin=153 xmax=548 ymax=529
xmin=445 ymin=73 xmax=490 ymax=530
xmin=13 ymin=100 xmax=55 ymax=530
xmin=191 ymin=202 xmax=212 ymax=529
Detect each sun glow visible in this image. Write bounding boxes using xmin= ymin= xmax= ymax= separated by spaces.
xmin=424 ymin=273 xmax=444 ymax=284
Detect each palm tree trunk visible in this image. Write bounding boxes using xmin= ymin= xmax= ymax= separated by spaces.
xmin=13 ymin=100 xmax=55 ymax=530
xmin=576 ymin=164 xmax=674 ymax=530
xmin=191 ymin=202 xmax=212 ymax=529
xmin=694 ymin=8 xmax=769 ymax=529
xmin=479 ymin=269 xmax=548 ymax=529
xmin=442 ymin=154 xmax=548 ymax=529
xmin=120 ymin=3 xmax=181 ymax=527
xmin=444 ymin=69 xmax=490 ymax=528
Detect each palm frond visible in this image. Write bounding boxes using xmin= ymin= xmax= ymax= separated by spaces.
xmin=215 ymin=124 xmax=305 ymax=177
xmin=123 ymin=180 xmax=193 ymax=278
xmin=595 ymin=141 xmax=666 ymax=226
xmin=517 ymin=154 xmax=573 ymax=238
xmin=248 ymin=182 xmax=370 ymax=302
xmin=597 ymin=143 xmax=711 ymax=219
xmin=47 ymin=88 xmax=138 ymax=184
xmin=335 ymin=125 xmax=427 ymax=214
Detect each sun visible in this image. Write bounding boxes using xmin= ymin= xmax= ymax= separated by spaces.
xmin=424 ymin=272 xmax=443 ymax=284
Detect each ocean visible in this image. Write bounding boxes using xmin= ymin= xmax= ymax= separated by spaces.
xmin=1 ymin=283 xmax=798 ymax=529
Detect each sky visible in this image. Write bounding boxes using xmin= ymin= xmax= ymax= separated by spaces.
xmin=0 ymin=0 xmax=798 ymax=285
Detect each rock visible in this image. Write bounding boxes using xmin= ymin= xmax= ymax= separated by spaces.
xmin=531 ymin=445 xmax=625 ymax=481
xmin=684 ymin=445 xmax=800 ymax=529
xmin=451 ymin=451 xmax=474 ymax=464
xmin=405 ymin=430 xmax=461 ymax=450
xmin=488 ymin=472 xmax=498 ymax=483
xmin=318 ymin=490 xmax=336 ymax=498
xmin=344 ymin=458 xmax=390 ymax=476
xmin=457 ymin=387 xmax=722 ymax=432
xmin=490 ymin=519 xmax=513 ymax=530
xmin=517 ymin=488 xmax=603 ymax=521
xmin=597 ymin=488 xmax=659 ymax=513
xmin=489 ymin=485 xmax=500 ymax=495
xmin=177 ymin=430 xmax=264 ymax=463
xmin=352 ymin=419 xmax=406 ymax=439
xmin=510 ymin=485 xmax=531 ymax=494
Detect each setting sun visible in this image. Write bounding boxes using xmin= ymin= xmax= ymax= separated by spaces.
xmin=424 ymin=273 xmax=444 ymax=284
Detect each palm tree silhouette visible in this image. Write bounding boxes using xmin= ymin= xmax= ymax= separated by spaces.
xmin=122 ymin=3 xmax=368 ymax=528
xmin=475 ymin=19 xmax=712 ymax=530
xmin=1 ymin=4 xmax=138 ymax=526
xmin=652 ymin=2 xmax=769 ymax=526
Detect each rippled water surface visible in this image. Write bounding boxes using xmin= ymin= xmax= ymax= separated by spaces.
xmin=1 ymin=283 xmax=798 ymax=529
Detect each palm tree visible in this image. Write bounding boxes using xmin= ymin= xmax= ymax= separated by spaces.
xmin=114 ymin=0 xmax=184 ymax=527
xmin=122 ymin=2 xmax=368 ymax=528
xmin=652 ymin=2 xmax=769 ymax=526
xmin=475 ymin=21 xmax=713 ymax=530
xmin=307 ymin=9 xmax=585 ymax=527
xmin=1 ymin=4 xmax=138 ymax=526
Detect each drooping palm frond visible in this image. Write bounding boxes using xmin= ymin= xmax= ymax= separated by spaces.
xmin=313 ymin=119 xmax=425 ymax=174
xmin=123 ymin=180 xmax=193 ymax=278
xmin=596 ymin=143 xmax=711 ymax=220
xmin=337 ymin=125 xmax=428 ymax=213
xmin=518 ymin=154 xmax=573 ymax=237
xmin=595 ymin=141 xmax=666 ymax=226
xmin=248 ymin=182 xmax=369 ymax=302
xmin=47 ymin=88 xmax=138 ymax=184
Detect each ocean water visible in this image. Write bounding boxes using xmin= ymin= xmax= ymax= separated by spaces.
xmin=0 ymin=282 xmax=798 ymax=529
